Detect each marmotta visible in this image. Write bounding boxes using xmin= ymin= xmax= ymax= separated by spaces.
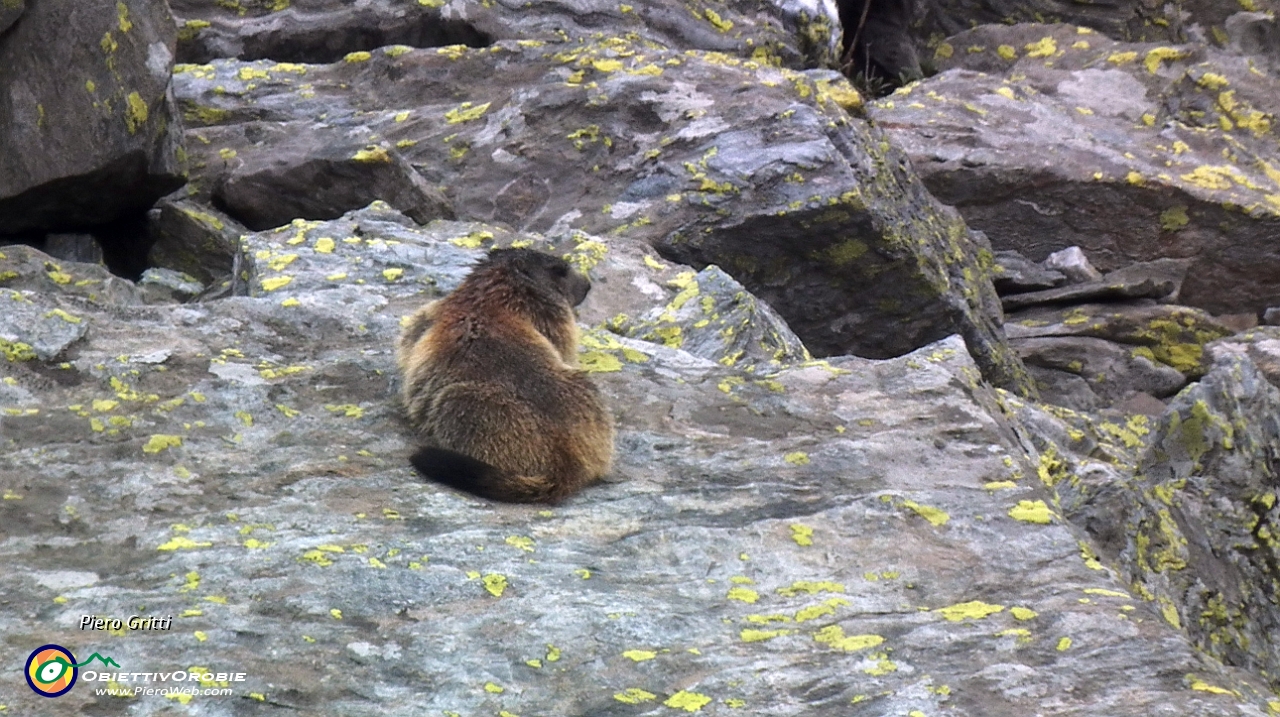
xmin=397 ymin=248 xmax=614 ymax=502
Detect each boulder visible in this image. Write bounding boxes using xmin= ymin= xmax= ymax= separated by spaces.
xmin=1001 ymin=257 xmax=1191 ymax=310
xmin=0 ymin=0 xmax=185 ymax=235
xmin=172 ymin=41 xmax=1030 ymax=392
xmin=146 ymin=198 xmax=247 ymax=287
xmin=1006 ymin=301 xmax=1233 ymax=379
xmin=1104 ymin=353 xmax=1280 ymax=681
xmin=1206 ymin=326 xmax=1280 ymax=390
xmin=1043 ymin=246 xmax=1102 ymax=284
xmin=212 ymin=134 xmax=454 ymax=230
xmin=992 ymin=249 xmax=1065 ymax=293
xmin=1016 ymin=336 xmax=1187 ymax=408
xmin=868 ymin=23 xmax=1280 ymax=318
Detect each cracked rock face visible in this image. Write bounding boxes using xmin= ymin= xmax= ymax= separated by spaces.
xmin=3 ymin=205 xmax=1275 ymax=715
xmin=169 ymin=18 xmax=1029 ymax=390
xmin=869 ymin=23 xmax=1280 ymax=318
xmin=0 ymin=0 xmax=185 ymax=234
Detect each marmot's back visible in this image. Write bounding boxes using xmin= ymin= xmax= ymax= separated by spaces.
xmin=397 ymin=248 xmax=614 ymax=503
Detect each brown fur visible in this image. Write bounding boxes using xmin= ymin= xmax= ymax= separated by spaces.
xmin=397 ymin=248 xmax=614 ymax=502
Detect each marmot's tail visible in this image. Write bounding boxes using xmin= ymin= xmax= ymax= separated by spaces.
xmin=410 ymin=447 xmax=557 ymax=503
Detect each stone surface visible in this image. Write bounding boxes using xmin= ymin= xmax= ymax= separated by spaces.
xmin=213 ymin=131 xmax=454 ymax=230
xmin=609 ymin=263 xmax=813 ymax=373
xmin=1043 ymin=246 xmax=1102 ymax=284
xmin=1001 ymin=258 xmax=1190 ymax=310
xmin=172 ymin=0 xmax=844 ymax=69
xmin=991 ymin=249 xmax=1065 ymax=293
xmin=42 ymin=233 xmax=105 ymax=266
xmin=0 ymin=0 xmax=185 ymax=234
xmin=1103 ymin=352 xmax=1280 ymax=684
xmin=172 ymin=37 xmax=1029 ymax=391
xmin=1207 ymin=326 xmax=1280 ymax=390
xmin=1 ymin=204 xmax=1276 ymax=715
xmin=1006 ymin=301 xmax=1234 ymax=378
xmin=0 ymin=0 xmax=22 ymax=35
xmin=869 ymin=23 xmax=1280 ymax=317
xmin=1226 ymin=11 xmax=1280 ymax=71
xmin=146 ymin=198 xmax=247 ymax=287
xmin=1016 ymin=336 xmax=1187 ymax=408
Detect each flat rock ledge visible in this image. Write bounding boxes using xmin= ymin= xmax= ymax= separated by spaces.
xmin=1 ymin=205 xmax=1275 ymax=715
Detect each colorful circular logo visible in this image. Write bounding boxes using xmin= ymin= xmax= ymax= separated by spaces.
xmin=26 ymin=644 xmax=78 ymax=697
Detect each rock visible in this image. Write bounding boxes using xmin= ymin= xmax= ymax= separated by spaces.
xmin=1112 ymin=391 xmax=1168 ymax=416
xmin=1006 ymin=302 xmax=1234 ymax=378
xmin=992 ymin=249 xmax=1066 ymax=293
xmin=42 ymin=233 xmax=104 ymax=266
xmin=0 ymin=243 xmax=141 ymax=305
xmin=1043 ymin=246 xmax=1102 ymax=284
xmin=2 ymin=204 xmax=1275 ymax=715
xmin=1016 ymin=336 xmax=1187 ymax=406
xmin=213 ymin=135 xmax=454 ymax=231
xmin=172 ymin=42 xmax=1029 ymax=392
xmin=171 ymin=0 xmax=843 ymax=69
xmin=146 ymin=198 xmax=246 ymax=287
xmin=1001 ymin=257 xmax=1190 ymax=310
xmin=1206 ymin=326 xmax=1280 ymax=390
xmin=1215 ymin=312 xmax=1260 ymax=333
xmin=608 ymin=264 xmax=812 ymax=373
xmin=0 ymin=0 xmax=21 ymax=35
xmin=137 ymin=267 xmax=204 ymax=303
xmin=1105 ymin=352 xmax=1280 ymax=682
xmin=1024 ymin=364 xmax=1102 ymax=411
xmin=0 ymin=291 xmax=89 ymax=361
xmin=1226 ymin=11 xmax=1280 ymax=69
xmin=0 ymin=0 xmax=185 ymax=235
xmin=868 ymin=23 xmax=1280 ymax=318
xmin=1265 ymin=307 xmax=1280 ymax=326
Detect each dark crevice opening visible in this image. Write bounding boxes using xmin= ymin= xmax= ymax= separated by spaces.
xmin=0 ymin=210 xmax=155 ymax=282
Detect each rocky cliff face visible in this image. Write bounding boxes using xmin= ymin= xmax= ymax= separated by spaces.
xmin=2 ymin=1 xmax=1280 ymax=715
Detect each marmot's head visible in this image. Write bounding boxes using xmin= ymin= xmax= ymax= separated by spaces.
xmin=483 ymin=248 xmax=591 ymax=308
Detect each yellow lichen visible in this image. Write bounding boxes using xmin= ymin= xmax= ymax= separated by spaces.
xmin=935 ymin=600 xmax=1004 ymax=621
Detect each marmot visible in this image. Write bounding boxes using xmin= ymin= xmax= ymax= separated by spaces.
xmin=397 ymin=248 xmax=614 ymax=502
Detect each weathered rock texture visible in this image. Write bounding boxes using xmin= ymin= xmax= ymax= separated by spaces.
xmin=2 ymin=205 xmax=1276 ymax=715
xmin=172 ymin=0 xmax=844 ymax=69
xmin=172 ymin=30 xmax=1029 ymax=391
xmin=0 ymin=0 xmax=185 ymax=234
xmin=869 ymin=23 xmax=1280 ymax=317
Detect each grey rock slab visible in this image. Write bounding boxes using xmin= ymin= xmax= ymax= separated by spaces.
xmin=1005 ymin=301 xmax=1233 ymax=378
xmin=1103 ymin=351 xmax=1280 ymax=686
xmin=1206 ymin=326 xmax=1280 ymax=390
xmin=171 ymin=0 xmax=843 ymax=69
xmin=0 ymin=0 xmax=185 ymax=233
xmin=0 ymin=244 xmax=141 ymax=305
xmin=0 ymin=207 xmax=1271 ymax=714
xmin=214 ymin=133 xmax=454 ymax=230
xmin=868 ymin=23 xmax=1280 ymax=317
xmin=1043 ymin=246 xmax=1102 ymax=284
xmin=1015 ymin=336 xmax=1188 ymax=404
xmin=609 ymin=264 xmax=812 ymax=374
xmin=173 ymin=40 xmax=1030 ymax=393
xmin=1001 ymin=258 xmax=1191 ymax=310
xmin=147 ymin=198 xmax=248 ymax=287
xmin=992 ymin=249 xmax=1066 ymax=293
xmin=1226 ymin=11 xmax=1280 ymax=71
